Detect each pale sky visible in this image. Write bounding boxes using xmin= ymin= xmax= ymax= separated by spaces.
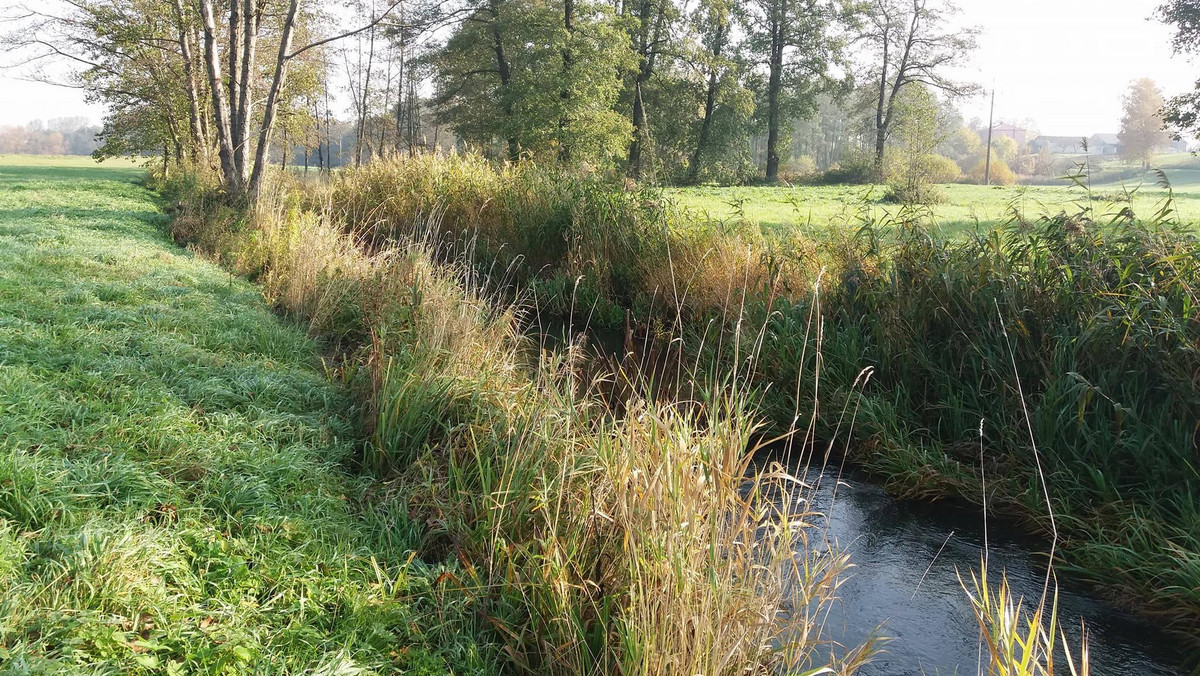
xmin=950 ymin=0 xmax=1197 ymax=137
xmin=0 ymin=0 xmax=1195 ymax=137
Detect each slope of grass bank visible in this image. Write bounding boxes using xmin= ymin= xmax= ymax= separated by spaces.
xmin=0 ymin=158 xmax=489 ymax=673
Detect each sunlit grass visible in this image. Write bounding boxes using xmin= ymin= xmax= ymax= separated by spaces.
xmin=666 ymin=154 xmax=1200 ymax=237
xmin=0 ymin=157 xmax=492 ymax=673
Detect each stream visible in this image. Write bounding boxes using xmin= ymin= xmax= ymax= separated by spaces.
xmin=792 ymin=461 xmax=1193 ymax=675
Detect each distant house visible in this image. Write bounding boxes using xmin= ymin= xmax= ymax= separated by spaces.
xmin=1030 ymin=135 xmax=1087 ymax=155
xmin=1168 ymin=138 xmax=1191 ymax=153
xmin=991 ymin=124 xmax=1029 ymax=147
xmin=1088 ymin=134 xmax=1121 ymax=156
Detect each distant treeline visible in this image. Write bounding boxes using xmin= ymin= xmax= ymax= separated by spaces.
xmin=0 ymin=118 xmax=100 ymax=156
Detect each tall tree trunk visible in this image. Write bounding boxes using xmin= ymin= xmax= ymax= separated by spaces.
xmin=765 ymin=2 xmax=784 ymax=182
xmin=626 ymin=0 xmax=653 ymax=178
xmin=628 ymin=83 xmax=648 ymax=177
xmin=558 ymin=0 xmax=574 ymax=162
xmin=323 ymin=52 xmax=333 ymax=172
xmin=247 ymin=0 xmax=299 ymax=200
xmin=400 ymin=42 xmax=410 ymax=153
xmin=874 ymin=5 xmax=920 ymax=181
xmin=379 ymin=54 xmax=392 ymax=154
xmin=627 ymin=0 xmax=668 ymax=179
xmin=491 ymin=16 xmax=519 ymax=162
xmin=688 ymin=16 xmax=726 ymax=184
xmin=356 ymin=16 xmax=376 ymax=167
xmin=873 ymin=32 xmax=889 ymax=180
xmin=227 ymin=0 xmax=241 ymax=142
xmin=233 ymin=0 xmax=259 ymax=182
xmin=198 ymin=0 xmax=239 ymax=195
xmin=407 ymin=74 xmax=418 ymax=154
xmin=171 ymin=0 xmax=207 ymax=162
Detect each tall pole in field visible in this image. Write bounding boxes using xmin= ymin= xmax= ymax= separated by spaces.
xmin=985 ymin=87 xmax=995 ymax=186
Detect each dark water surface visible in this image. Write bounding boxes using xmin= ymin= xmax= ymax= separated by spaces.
xmin=797 ymin=464 xmax=1192 ymax=675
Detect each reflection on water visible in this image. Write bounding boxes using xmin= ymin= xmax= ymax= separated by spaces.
xmin=797 ymin=464 xmax=1190 ymax=675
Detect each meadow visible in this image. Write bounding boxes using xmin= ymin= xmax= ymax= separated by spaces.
xmin=668 ymin=155 xmax=1200 ymax=236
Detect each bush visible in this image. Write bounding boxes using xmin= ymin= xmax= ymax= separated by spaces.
xmin=924 ymin=154 xmax=961 ymax=183
xmin=966 ymin=154 xmax=1017 ymax=185
xmin=817 ymin=151 xmax=875 ymax=184
xmin=883 ymin=180 xmax=945 ymax=205
xmin=779 ymin=155 xmax=818 ymax=182
xmin=1009 ymin=153 xmax=1036 ymax=176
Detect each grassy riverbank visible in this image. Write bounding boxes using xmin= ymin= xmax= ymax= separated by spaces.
xmin=161 ymin=156 xmax=879 ymax=675
xmin=0 ymin=157 xmax=491 ymax=672
xmin=299 ymin=154 xmax=1200 ymax=634
xmin=1 ymin=158 xmax=881 ymax=673
xmin=0 ymin=155 xmax=1107 ymax=674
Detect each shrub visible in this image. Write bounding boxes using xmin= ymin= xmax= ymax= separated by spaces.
xmin=818 ymin=151 xmax=875 ymax=184
xmin=883 ymin=180 xmax=945 ymax=205
xmin=924 ymin=153 xmax=962 ymax=183
xmin=966 ymin=154 xmax=1017 ymax=185
xmin=779 ymin=154 xmax=818 ymax=182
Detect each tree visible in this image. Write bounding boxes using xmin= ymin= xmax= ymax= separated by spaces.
xmin=1158 ymin=1 xmax=1200 ymax=142
xmin=862 ymin=0 xmax=979 ymax=180
xmin=3 ymin=0 xmax=405 ymax=201
xmin=624 ymin=0 xmax=678 ymax=179
xmin=743 ymin=0 xmax=848 ymax=182
xmin=433 ymin=0 xmax=636 ymax=166
xmin=1119 ymin=78 xmax=1170 ymax=168
xmin=884 ymin=82 xmax=953 ymax=202
xmin=682 ymin=0 xmax=758 ymax=183
xmin=3 ymin=0 xmax=203 ymax=164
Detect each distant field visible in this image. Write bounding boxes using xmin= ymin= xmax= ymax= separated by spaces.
xmin=667 ymin=156 xmax=1200 ymax=237
xmin=0 ymin=154 xmax=145 ymax=182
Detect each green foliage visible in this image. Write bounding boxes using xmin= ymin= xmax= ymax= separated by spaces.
xmin=924 ymin=153 xmax=962 ymax=183
xmin=756 ymin=193 xmax=1200 ymax=623
xmin=883 ymin=84 xmax=956 ymax=203
xmin=433 ymin=0 xmax=638 ymax=165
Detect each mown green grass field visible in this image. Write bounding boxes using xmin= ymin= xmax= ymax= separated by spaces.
xmin=667 ymin=155 xmax=1200 ymax=236
xmin=0 ymin=156 xmax=487 ymax=673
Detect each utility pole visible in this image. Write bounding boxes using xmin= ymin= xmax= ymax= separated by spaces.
xmin=984 ymin=87 xmax=995 ymax=186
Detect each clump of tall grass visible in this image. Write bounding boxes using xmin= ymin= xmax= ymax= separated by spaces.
xmin=962 ymin=564 xmax=1091 ymax=676
xmin=165 ymin=164 xmax=874 ymax=674
xmin=319 ymin=155 xmax=820 ymax=322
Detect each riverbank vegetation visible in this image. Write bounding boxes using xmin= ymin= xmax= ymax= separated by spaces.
xmin=8 ymin=0 xmax=1200 ymax=667
xmin=3 ymin=157 xmax=901 ymax=672
xmin=171 ymin=153 xmax=1200 ymax=641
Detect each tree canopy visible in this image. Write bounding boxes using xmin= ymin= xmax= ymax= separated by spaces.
xmin=1 ymin=0 xmax=986 ymax=191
